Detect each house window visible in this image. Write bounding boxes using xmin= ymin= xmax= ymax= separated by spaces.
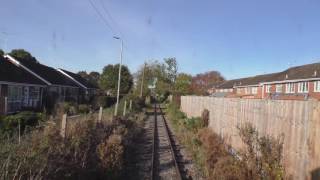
xmin=265 ymin=85 xmax=271 ymax=93
xmin=314 ymin=81 xmax=320 ymax=92
xmin=245 ymin=87 xmax=250 ymax=94
xmin=252 ymin=87 xmax=258 ymax=94
xmin=29 ymin=87 xmax=40 ymax=99
xmin=276 ymin=84 xmax=282 ymax=93
xmin=298 ymin=82 xmax=308 ymax=93
xmin=286 ymin=83 xmax=295 ymax=93
xmin=8 ymin=86 xmax=22 ymax=101
xmin=7 ymin=86 xmax=23 ymax=113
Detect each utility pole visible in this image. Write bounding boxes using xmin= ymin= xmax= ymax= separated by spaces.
xmin=114 ymin=36 xmax=123 ymax=116
xmin=140 ymin=62 xmax=146 ymax=98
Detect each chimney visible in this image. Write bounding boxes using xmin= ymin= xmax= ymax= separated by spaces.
xmin=314 ymin=70 xmax=317 ymax=77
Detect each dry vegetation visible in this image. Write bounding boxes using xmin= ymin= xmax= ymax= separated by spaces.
xmin=166 ymin=102 xmax=285 ymax=180
xmin=0 ymin=110 xmax=146 ymax=180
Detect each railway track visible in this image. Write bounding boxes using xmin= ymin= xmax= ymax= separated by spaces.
xmin=151 ymin=104 xmax=183 ymax=180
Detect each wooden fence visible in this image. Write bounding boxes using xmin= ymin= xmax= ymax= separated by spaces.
xmin=180 ymin=96 xmax=320 ymax=180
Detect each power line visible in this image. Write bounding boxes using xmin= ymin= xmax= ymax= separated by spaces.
xmin=88 ymin=0 xmax=141 ymax=60
xmin=99 ymin=0 xmax=124 ymax=38
xmin=98 ymin=0 xmax=134 ymax=55
xmin=87 ymin=0 xmax=116 ymax=35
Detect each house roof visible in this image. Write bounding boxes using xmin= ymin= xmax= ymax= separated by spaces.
xmin=7 ymin=55 xmax=79 ymax=87
xmin=275 ymin=62 xmax=320 ymax=81
xmin=0 ymin=56 xmax=46 ymax=85
xmin=58 ymin=69 xmax=99 ymax=89
xmin=217 ymin=62 xmax=320 ymax=89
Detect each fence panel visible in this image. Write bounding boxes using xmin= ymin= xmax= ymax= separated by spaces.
xmin=180 ymin=96 xmax=320 ymax=180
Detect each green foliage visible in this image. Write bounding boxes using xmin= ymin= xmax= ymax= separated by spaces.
xmin=164 ymin=57 xmax=178 ymax=85
xmin=0 ymin=49 xmax=4 ymax=56
xmin=99 ymin=64 xmax=133 ymax=96
xmin=184 ymin=117 xmax=204 ymax=132
xmin=174 ymin=73 xmax=192 ymax=95
xmin=77 ymin=71 xmax=100 ymax=87
xmin=0 ymin=112 xmax=43 ymax=136
xmin=237 ymin=123 xmax=285 ymax=180
xmin=53 ymin=102 xmax=78 ymax=116
xmin=78 ymin=104 xmax=90 ymax=114
xmin=9 ymin=49 xmax=38 ymax=63
xmin=134 ymin=60 xmax=175 ymax=99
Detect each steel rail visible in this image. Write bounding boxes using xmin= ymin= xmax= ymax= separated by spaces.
xmin=158 ymin=104 xmax=182 ymax=180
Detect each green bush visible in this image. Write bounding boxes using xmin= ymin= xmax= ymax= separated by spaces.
xmin=53 ymin=102 xmax=78 ymax=116
xmin=184 ymin=117 xmax=203 ymax=132
xmin=91 ymin=96 xmax=117 ymax=110
xmin=78 ymin=104 xmax=90 ymax=114
xmin=0 ymin=111 xmax=43 ymax=136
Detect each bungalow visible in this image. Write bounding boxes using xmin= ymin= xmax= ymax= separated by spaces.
xmin=4 ymin=55 xmax=81 ymax=109
xmin=215 ymin=62 xmax=320 ymax=101
xmin=56 ymin=69 xmax=99 ymax=103
xmin=0 ymin=55 xmax=47 ymax=114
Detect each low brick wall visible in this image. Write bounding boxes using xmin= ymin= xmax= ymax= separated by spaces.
xmin=180 ymin=96 xmax=320 ymax=180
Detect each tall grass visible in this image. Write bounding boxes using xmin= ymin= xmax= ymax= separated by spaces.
xmin=0 ymin=111 xmax=145 ymax=180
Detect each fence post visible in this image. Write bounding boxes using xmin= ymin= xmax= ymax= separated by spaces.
xmin=123 ymin=100 xmax=127 ymax=116
xmin=18 ymin=119 xmax=21 ymax=144
xmin=60 ymin=114 xmax=67 ymax=138
xmin=129 ymin=100 xmax=132 ymax=111
xmin=4 ymin=97 xmax=7 ymax=115
xmin=98 ymin=106 xmax=103 ymax=123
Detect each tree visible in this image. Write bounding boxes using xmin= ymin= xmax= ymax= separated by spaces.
xmin=78 ymin=71 xmax=89 ymax=80
xmin=164 ymin=57 xmax=178 ymax=85
xmin=191 ymin=71 xmax=225 ymax=95
xmin=134 ymin=60 xmax=172 ymax=99
xmin=174 ymin=73 xmax=192 ymax=95
xmin=9 ymin=49 xmax=38 ymax=63
xmin=77 ymin=71 xmax=100 ymax=87
xmin=99 ymin=64 xmax=133 ymax=96
xmin=0 ymin=49 xmax=4 ymax=56
xmin=88 ymin=71 xmax=100 ymax=87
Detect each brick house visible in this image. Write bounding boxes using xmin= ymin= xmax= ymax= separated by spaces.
xmin=0 ymin=55 xmax=47 ymax=114
xmin=215 ymin=62 xmax=320 ymax=100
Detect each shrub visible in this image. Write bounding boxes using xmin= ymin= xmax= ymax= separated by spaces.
xmin=78 ymin=104 xmax=90 ymax=114
xmin=184 ymin=117 xmax=203 ymax=133
xmin=53 ymin=102 xmax=78 ymax=116
xmin=98 ymin=134 xmax=124 ymax=175
xmin=0 ymin=111 xmax=43 ymax=136
xmin=237 ymin=123 xmax=285 ymax=180
xmin=92 ymin=96 xmax=116 ymax=109
xmin=131 ymin=96 xmax=146 ymax=112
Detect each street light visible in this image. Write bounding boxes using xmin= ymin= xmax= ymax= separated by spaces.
xmin=114 ymin=36 xmax=123 ymax=116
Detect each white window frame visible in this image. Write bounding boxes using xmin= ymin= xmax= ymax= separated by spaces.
xmin=314 ymin=81 xmax=320 ymax=92
xmin=286 ymin=83 xmax=295 ymax=94
xmin=298 ymin=82 xmax=308 ymax=93
xmin=276 ymin=84 xmax=282 ymax=93
xmin=252 ymin=87 xmax=258 ymax=94
xmin=265 ymin=85 xmax=271 ymax=93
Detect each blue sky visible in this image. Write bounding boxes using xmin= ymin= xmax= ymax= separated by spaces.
xmin=1 ymin=0 xmax=320 ymax=79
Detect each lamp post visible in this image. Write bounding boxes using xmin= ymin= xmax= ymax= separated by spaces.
xmin=114 ymin=36 xmax=123 ymax=116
